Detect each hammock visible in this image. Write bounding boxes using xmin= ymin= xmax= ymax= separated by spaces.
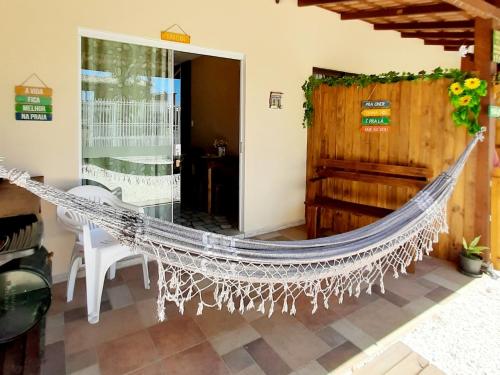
xmin=0 ymin=133 xmax=482 ymax=320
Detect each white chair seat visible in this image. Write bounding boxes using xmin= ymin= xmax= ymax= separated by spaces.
xmin=56 ymin=185 xmax=150 ymax=324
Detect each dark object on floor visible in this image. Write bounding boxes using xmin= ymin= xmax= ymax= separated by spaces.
xmin=0 ymin=212 xmax=51 ymax=374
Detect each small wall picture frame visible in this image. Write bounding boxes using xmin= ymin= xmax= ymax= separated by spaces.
xmin=269 ymin=91 xmax=283 ymax=109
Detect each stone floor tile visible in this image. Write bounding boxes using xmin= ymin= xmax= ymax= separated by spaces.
xmin=315 ymin=326 xmax=347 ymax=348
xmin=329 ymin=318 xmax=376 ymax=350
xmin=194 ymin=305 xmax=247 ymax=337
xmin=136 ymin=298 xmax=161 ymax=327
xmin=236 ymin=364 xmax=266 ymax=375
xmin=162 ymin=341 xmax=229 ymax=375
xmin=421 ymin=272 xmax=462 ymax=292
xmin=106 ymin=284 xmax=134 ymax=309
xmin=97 ymin=330 xmax=158 ymax=375
xmin=291 ymin=360 xmax=327 ymax=375
xmin=222 ymin=347 xmax=256 ymax=374
xmin=316 ymin=341 xmax=361 ymax=372
xmin=278 ymin=225 xmax=308 ymax=240
xmin=41 ymin=341 xmax=65 ymax=375
xmin=401 ymin=296 xmax=436 ymax=317
xmin=425 ymin=286 xmax=455 ymax=303
xmin=148 ymin=315 xmax=206 ymax=357
xmin=416 ymin=276 xmax=440 ymax=290
xmin=128 ymin=360 xmax=167 ymax=375
xmin=209 ymin=322 xmax=261 ymax=355
xmin=345 ymin=298 xmax=413 ymax=341
xmin=251 ymin=313 xmax=330 ymax=370
xmin=66 ymin=348 xmax=98 ymax=374
xmin=64 ymin=305 xmax=144 ymax=355
xmin=64 ymin=301 xmax=112 ymax=324
xmin=45 ymin=323 xmax=65 ymax=345
xmin=244 ymin=338 xmax=292 ymax=375
xmin=380 ymin=274 xmax=433 ymax=301
xmin=372 ymin=284 xmax=410 ymax=307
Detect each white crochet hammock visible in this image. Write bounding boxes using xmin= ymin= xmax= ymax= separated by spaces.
xmin=0 ymin=133 xmax=482 ymax=320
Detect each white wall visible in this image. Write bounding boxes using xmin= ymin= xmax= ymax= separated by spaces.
xmin=0 ymin=0 xmax=459 ymax=278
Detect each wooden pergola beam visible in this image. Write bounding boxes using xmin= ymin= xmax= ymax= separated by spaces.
xmin=443 ymin=45 xmax=462 ymax=51
xmin=442 ymin=0 xmax=500 ymax=22
xmin=341 ymin=4 xmax=459 ymax=20
xmin=424 ymin=38 xmax=474 ymax=45
xmin=297 ymin=0 xmax=351 ymax=6
xmin=401 ymin=31 xmax=475 ymax=38
xmin=373 ymin=20 xmax=475 ymax=30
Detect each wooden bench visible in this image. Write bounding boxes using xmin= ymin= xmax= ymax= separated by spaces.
xmin=305 ymin=159 xmax=433 ymax=240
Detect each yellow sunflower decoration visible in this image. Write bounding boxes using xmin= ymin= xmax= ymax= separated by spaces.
xmin=458 ymin=95 xmax=472 ymax=106
xmin=464 ymin=78 xmax=481 ymax=90
xmin=449 ymin=75 xmax=487 ymax=135
xmin=450 ymin=82 xmax=464 ymax=95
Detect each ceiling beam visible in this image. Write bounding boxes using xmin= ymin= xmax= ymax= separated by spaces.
xmin=374 ymin=20 xmax=475 ymax=30
xmin=424 ymin=38 xmax=474 ymax=45
xmin=341 ymin=4 xmax=459 ymax=20
xmin=401 ymin=31 xmax=475 ymax=38
xmin=442 ymin=0 xmax=500 ymax=22
xmin=297 ymin=0 xmax=351 ymax=6
xmin=444 ymin=46 xmax=462 ymax=51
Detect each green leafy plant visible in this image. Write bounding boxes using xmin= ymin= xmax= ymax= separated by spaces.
xmin=448 ymin=78 xmax=488 ymax=135
xmin=462 ymin=236 xmax=488 ymax=260
xmin=302 ymin=67 xmax=487 ymax=135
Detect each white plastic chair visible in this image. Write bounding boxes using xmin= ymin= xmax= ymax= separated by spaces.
xmin=56 ymin=185 xmax=150 ymax=324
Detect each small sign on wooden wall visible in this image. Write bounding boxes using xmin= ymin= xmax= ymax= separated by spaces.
xmin=493 ymin=30 xmax=500 ymax=64
xmin=489 ymin=105 xmax=500 ymax=118
xmin=361 ymin=100 xmax=391 ymax=133
xmin=15 ymin=74 xmax=53 ymax=122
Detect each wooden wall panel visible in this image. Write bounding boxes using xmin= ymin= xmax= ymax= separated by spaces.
xmin=306 ymin=80 xmax=476 ymax=261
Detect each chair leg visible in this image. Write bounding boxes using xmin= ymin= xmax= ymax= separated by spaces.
xmin=83 ymin=246 xmax=99 ymax=324
xmin=107 ymin=263 xmax=117 ymax=280
xmin=66 ymin=245 xmax=83 ymax=302
xmin=142 ymin=255 xmax=150 ymax=290
xmin=89 ymin=264 xmax=108 ymax=324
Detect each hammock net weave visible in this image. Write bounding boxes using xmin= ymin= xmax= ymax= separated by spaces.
xmin=0 ymin=133 xmax=482 ymax=320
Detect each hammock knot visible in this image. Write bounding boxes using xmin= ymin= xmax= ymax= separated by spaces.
xmin=7 ymin=168 xmax=31 ymax=186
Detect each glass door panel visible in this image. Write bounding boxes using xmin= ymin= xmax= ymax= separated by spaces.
xmin=81 ymin=37 xmax=179 ymax=221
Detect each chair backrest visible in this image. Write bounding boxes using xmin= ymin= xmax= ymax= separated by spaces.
xmin=56 ymin=185 xmax=143 ymax=238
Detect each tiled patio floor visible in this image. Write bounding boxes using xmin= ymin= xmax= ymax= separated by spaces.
xmin=42 ymin=226 xmax=474 ymax=375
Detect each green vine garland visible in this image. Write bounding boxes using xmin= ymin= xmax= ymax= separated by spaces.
xmin=302 ymin=67 xmax=487 ymax=135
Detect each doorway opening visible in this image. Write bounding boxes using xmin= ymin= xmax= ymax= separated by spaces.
xmin=174 ymin=52 xmax=241 ymax=235
xmin=79 ymin=31 xmax=243 ymax=234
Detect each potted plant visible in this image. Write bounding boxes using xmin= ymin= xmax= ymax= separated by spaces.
xmin=460 ymin=236 xmax=488 ymax=277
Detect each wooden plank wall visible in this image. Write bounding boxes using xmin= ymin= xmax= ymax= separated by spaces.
xmin=306 ymin=80 xmax=476 ymax=261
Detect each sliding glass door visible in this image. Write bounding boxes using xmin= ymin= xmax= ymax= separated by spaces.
xmin=81 ymin=37 xmax=180 ymax=221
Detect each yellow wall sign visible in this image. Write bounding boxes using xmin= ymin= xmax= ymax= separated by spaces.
xmin=161 ymin=30 xmax=190 ymax=44
xmin=361 ymin=108 xmax=391 ymax=117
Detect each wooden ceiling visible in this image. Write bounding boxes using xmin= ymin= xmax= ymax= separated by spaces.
xmin=298 ymin=0 xmax=500 ymax=51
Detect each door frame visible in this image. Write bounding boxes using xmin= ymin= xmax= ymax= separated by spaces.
xmin=77 ymin=28 xmax=246 ymax=232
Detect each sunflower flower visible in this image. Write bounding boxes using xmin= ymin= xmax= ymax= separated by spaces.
xmin=450 ymin=82 xmax=464 ymax=95
xmin=458 ymin=95 xmax=472 ymax=106
xmin=464 ymin=78 xmax=481 ymax=90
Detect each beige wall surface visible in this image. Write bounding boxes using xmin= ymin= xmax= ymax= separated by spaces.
xmin=191 ymin=56 xmax=240 ymax=156
xmin=0 ymin=0 xmax=459 ymax=278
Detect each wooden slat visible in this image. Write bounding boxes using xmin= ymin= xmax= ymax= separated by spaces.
xmin=307 ymin=197 xmax=394 ymax=218
xmin=401 ymin=31 xmax=475 ymax=39
xmin=425 ymin=38 xmax=474 ymax=46
xmin=373 ymin=20 xmax=474 ymax=30
xmin=442 ymin=0 xmax=500 ymax=21
xmin=316 ymin=159 xmax=433 ymax=178
xmin=298 ymin=0 xmax=351 ymax=6
xmin=315 ymin=169 xmax=429 ymax=188
xmin=341 ymin=4 xmax=459 ymax=20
